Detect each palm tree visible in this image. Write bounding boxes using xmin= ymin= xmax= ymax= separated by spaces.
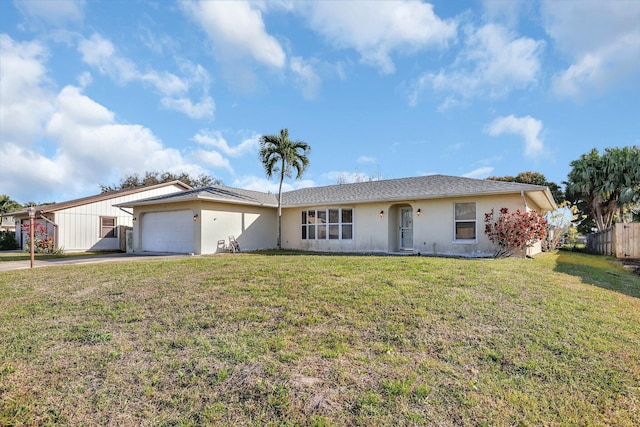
xmin=565 ymin=146 xmax=640 ymax=231
xmin=0 ymin=195 xmax=22 ymax=216
xmin=259 ymin=129 xmax=311 ymax=249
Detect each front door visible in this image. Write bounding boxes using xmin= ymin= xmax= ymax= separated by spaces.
xmin=400 ymin=208 xmax=413 ymax=250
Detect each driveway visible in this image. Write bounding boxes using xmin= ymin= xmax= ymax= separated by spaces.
xmin=0 ymin=252 xmax=191 ymax=272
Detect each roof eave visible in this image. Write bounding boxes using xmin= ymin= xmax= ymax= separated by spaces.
xmin=116 ymin=193 xmax=278 ymax=209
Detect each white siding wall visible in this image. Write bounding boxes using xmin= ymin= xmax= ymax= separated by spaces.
xmin=56 ymin=185 xmax=186 ymax=252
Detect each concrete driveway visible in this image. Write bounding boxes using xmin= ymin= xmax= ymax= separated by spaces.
xmin=0 ymin=252 xmax=191 ymax=272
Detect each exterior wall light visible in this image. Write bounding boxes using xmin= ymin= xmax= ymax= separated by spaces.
xmin=416 ymin=209 xmax=422 ymax=216
xmin=132 ymin=217 xmax=137 ymax=224
xmin=193 ymin=214 xmax=199 ymax=221
xmin=379 ymin=210 xmax=384 ymax=218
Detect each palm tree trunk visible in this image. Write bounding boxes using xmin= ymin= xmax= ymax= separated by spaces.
xmin=277 ymin=160 xmax=285 ymax=250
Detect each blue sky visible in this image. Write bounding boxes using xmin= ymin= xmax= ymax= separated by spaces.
xmin=1 ymin=0 xmax=639 ymax=204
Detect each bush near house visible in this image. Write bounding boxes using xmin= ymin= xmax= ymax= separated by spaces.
xmin=0 ymin=231 xmax=18 ymax=250
xmin=20 ymin=223 xmax=57 ymax=254
xmin=484 ymin=207 xmax=548 ymax=257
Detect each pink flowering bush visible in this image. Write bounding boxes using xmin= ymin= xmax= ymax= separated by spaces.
xmin=484 ymin=208 xmax=548 ymax=258
xmin=20 ymin=222 xmax=55 ymax=253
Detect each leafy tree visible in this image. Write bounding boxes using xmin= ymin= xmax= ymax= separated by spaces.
xmin=259 ymin=128 xmax=311 ymax=250
xmin=487 ymin=171 xmax=564 ymax=204
xmin=543 ymin=201 xmax=583 ymax=251
xmin=100 ymin=171 xmax=221 ymax=192
xmin=0 ymin=195 xmax=22 ymax=215
xmin=0 ymin=196 xmax=22 ymax=250
xmin=484 ymin=208 xmax=548 ymax=258
xmin=564 ymin=146 xmax=640 ymax=232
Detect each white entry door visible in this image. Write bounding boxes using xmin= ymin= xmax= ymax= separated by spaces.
xmin=400 ymin=208 xmax=413 ymax=250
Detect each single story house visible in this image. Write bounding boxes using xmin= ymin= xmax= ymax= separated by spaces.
xmin=10 ymin=181 xmax=190 ymax=252
xmin=1 ymin=214 xmax=16 ymax=232
xmin=117 ymin=174 xmax=557 ymax=257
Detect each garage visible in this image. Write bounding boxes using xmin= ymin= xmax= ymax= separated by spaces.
xmin=141 ymin=210 xmax=194 ymax=253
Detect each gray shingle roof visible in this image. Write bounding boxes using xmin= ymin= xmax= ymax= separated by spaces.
xmin=281 ymin=174 xmax=550 ymax=207
xmin=116 ymin=185 xmax=278 ymax=207
xmin=116 ymin=175 xmax=556 ymax=211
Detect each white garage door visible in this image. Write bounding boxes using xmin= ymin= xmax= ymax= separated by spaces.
xmin=141 ymin=210 xmax=194 ymax=253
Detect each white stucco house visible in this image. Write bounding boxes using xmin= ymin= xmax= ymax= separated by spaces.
xmin=1 ymin=214 xmax=16 ymax=232
xmin=10 ymin=181 xmax=190 ymax=252
xmin=117 ymin=175 xmax=557 ymax=257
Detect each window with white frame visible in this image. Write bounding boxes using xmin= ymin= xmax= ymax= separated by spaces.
xmin=302 ymin=208 xmax=353 ymax=240
xmin=100 ymin=216 xmax=117 ymax=238
xmin=454 ymin=202 xmax=476 ymax=241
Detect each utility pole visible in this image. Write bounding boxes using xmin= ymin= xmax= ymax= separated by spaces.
xmin=28 ymin=206 xmax=35 ymax=268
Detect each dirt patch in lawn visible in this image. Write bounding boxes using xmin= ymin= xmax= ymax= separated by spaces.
xmin=618 ymin=258 xmax=640 ymax=275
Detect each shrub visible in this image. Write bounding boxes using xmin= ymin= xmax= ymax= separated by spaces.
xmin=0 ymin=230 xmax=18 ymax=250
xmin=21 ymin=222 xmax=57 ymax=254
xmin=484 ymin=208 xmax=548 ymax=258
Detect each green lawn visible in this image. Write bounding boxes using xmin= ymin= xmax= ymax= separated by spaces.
xmin=1 ymin=251 xmax=639 ymax=426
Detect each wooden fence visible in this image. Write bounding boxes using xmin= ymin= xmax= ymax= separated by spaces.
xmin=587 ymin=222 xmax=640 ymax=258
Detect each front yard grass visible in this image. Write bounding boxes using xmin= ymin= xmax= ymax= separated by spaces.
xmin=1 ymin=251 xmax=639 ymax=425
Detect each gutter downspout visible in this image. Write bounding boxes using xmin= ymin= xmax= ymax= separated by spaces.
xmin=521 ymin=191 xmax=532 ymax=257
xmin=520 ymin=190 xmax=529 ymax=210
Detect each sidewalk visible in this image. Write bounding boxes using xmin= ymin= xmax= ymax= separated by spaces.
xmin=0 ymin=252 xmax=191 ymax=272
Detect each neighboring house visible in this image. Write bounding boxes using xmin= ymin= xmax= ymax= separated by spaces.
xmin=117 ymin=175 xmax=557 ymax=257
xmin=11 ymin=181 xmax=190 ymax=252
xmin=1 ymin=214 xmax=16 ymax=232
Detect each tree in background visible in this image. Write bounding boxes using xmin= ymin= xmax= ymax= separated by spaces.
xmin=544 ymin=202 xmax=583 ymax=251
xmin=487 ymin=171 xmax=564 ymax=204
xmin=0 ymin=195 xmax=22 ymax=215
xmin=100 ymin=171 xmax=221 ymax=192
xmin=484 ymin=208 xmax=548 ymax=258
xmin=564 ymin=146 xmax=640 ymax=232
xmin=259 ymin=128 xmax=311 ymax=250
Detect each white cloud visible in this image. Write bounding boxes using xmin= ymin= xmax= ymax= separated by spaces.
xmin=232 ymin=176 xmax=292 ymax=193
xmin=410 ymin=23 xmax=544 ymax=107
xmin=324 ymin=171 xmax=378 ymax=184
xmin=232 ymin=175 xmax=315 ymax=193
xmin=541 ymin=0 xmax=640 ymax=100
xmin=357 ymin=156 xmax=376 ymax=164
xmin=484 ymin=115 xmax=545 ymax=158
xmin=0 ymin=35 xmax=211 ymax=202
xmin=161 ymin=96 xmax=215 ymax=120
xmin=14 ymin=0 xmax=85 ymax=26
xmin=191 ymin=149 xmax=233 ymax=174
xmin=78 ymin=33 xmax=214 ymax=118
xmin=462 ymin=167 xmax=494 ymax=179
xmin=45 ymin=85 xmax=202 ymax=183
xmin=481 ymin=0 xmax=529 ymax=29
xmin=299 ymin=1 xmax=456 ymax=74
xmin=193 ymin=131 xmax=259 ymax=157
xmin=181 ymin=0 xmax=286 ymax=69
xmin=290 ymin=56 xmax=321 ymax=100
xmin=0 ymin=35 xmax=54 ymax=145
